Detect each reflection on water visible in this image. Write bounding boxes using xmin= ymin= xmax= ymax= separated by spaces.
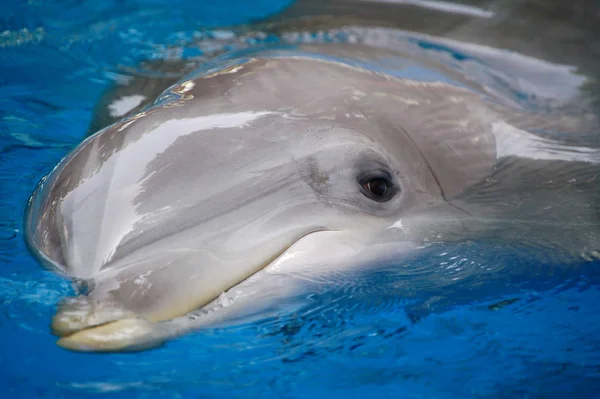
xmin=1 ymin=0 xmax=600 ymax=397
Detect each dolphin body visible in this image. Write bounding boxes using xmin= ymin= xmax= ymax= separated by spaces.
xmin=25 ymin=44 xmax=600 ymax=352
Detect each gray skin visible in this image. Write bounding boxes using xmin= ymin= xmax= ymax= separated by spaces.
xmin=26 ymin=44 xmax=600 ymax=352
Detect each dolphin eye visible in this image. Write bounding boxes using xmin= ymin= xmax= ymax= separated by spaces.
xmin=363 ymin=179 xmax=388 ymax=197
xmin=358 ymin=173 xmax=396 ymax=202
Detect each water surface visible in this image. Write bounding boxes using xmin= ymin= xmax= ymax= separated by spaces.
xmin=1 ymin=0 xmax=600 ymax=397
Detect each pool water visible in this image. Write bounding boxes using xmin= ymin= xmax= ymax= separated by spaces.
xmin=1 ymin=0 xmax=600 ymax=397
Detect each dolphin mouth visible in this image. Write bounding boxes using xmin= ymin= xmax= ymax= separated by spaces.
xmin=51 ymin=229 xmax=334 ymax=352
xmin=56 ymin=318 xmax=163 ymax=352
xmin=50 ymin=297 xmax=161 ymax=352
xmin=50 ymin=296 xmax=138 ymax=337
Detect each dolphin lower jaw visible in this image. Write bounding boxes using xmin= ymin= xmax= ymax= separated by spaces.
xmin=56 ymin=318 xmax=163 ymax=352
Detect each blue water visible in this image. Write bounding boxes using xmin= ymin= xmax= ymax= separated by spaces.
xmin=1 ymin=1 xmax=600 ymax=397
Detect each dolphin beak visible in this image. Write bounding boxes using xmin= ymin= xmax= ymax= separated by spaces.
xmin=56 ymin=318 xmax=162 ymax=352
xmin=51 ymin=297 xmax=167 ymax=352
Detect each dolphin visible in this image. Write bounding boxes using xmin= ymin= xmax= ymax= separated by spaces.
xmin=25 ymin=44 xmax=600 ymax=352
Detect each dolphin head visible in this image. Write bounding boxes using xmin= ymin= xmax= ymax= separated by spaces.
xmin=26 ymin=46 xmax=497 ymax=350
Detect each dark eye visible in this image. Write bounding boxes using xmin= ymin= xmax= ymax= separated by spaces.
xmin=363 ymin=178 xmax=388 ymax=198
xmin=358 ymin=174 xmax=396 ymax=202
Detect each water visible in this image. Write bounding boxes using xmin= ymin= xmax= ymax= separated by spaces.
xmin=2 ymin=0 xmax=600 ymax=397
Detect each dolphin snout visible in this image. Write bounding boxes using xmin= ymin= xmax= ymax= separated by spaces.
xmin=51 ymin=297 xmax=163 ymax=352
xmin=56 ymin=319 xmax=160 ymax=352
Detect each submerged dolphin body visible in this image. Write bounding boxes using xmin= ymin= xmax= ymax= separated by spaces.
xmin=26 ymin=44 xmax=600 ymax=351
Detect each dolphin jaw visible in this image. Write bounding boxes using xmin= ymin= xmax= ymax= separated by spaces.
xmin=50 ymin=228 xmax=337 ymax=352
xmin=56 ymin=318 xmax=163 ymax=353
